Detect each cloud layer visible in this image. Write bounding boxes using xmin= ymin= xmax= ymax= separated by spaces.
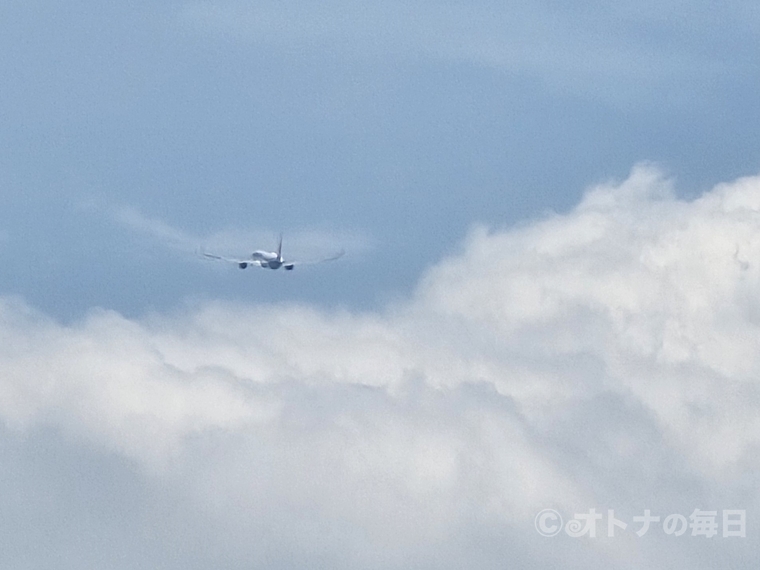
xmin=1 ymin=164 xmax=759 ymax=568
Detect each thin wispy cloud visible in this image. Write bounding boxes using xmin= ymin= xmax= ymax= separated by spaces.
xmin=112 ymin=204 xmax=372 ymax=261
xmin=177 ymin=1 xmax=753 ymax=105
xmin=115 ymin=206 xmax=199 ymax=252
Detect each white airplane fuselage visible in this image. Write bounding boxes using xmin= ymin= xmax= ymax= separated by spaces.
xmin=252 ymin=250 xmax=284 ymax=270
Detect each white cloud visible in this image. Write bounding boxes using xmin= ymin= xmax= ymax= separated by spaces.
xmin=1 ymin=164 xmax=760 ymax=567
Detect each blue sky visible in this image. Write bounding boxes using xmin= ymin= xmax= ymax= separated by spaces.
xmin=1 ymin=2 xmax=760 ymax=569
xmin=2 ymin=1 xmax=759 ymax=318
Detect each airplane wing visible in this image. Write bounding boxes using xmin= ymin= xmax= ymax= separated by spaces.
xmin=283 ymin=249 xmax=345 ymax=268
xmin=199 ymin=250 xmax=263 ymax=268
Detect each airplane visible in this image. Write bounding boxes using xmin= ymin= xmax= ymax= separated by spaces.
xmin=201 ymin=235 xmax=344 ymax=270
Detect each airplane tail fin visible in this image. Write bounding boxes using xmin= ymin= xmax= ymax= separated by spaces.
xmin=277 ymin=233 xmax=283 ymax=260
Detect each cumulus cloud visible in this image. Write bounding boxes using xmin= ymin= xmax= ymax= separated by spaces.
xmin=1 ymin=164 xmax=759 ymax=568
